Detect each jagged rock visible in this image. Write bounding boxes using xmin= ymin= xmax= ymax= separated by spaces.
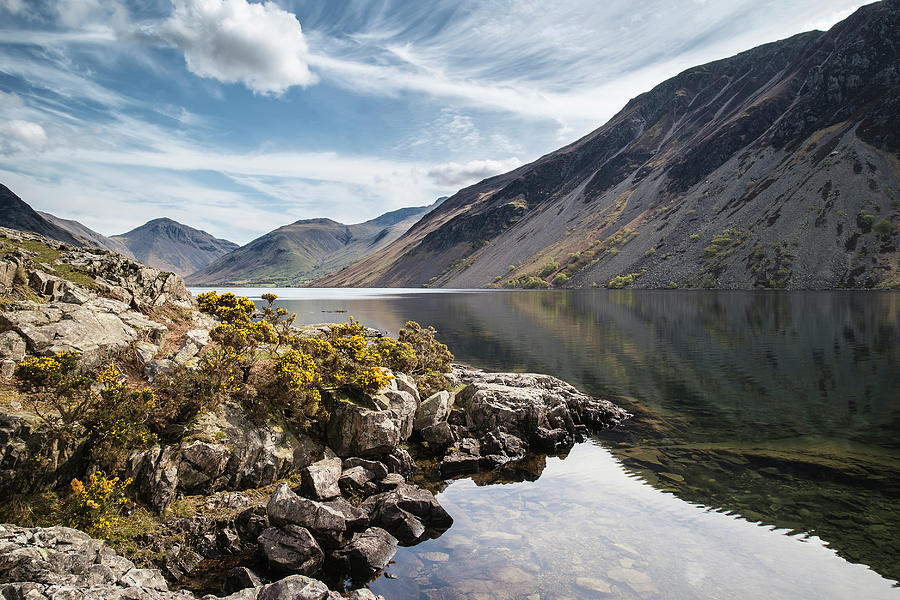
xmin=163 ymin=547 xmax=203 ymax=581
xmin=0 ymin=298 xmax=168 ymax=369
xmin=440 ymin=452 xmax=482 ymax=476
xmin=321 ymin=497 xmax=369 ymax=531
xmin=420 ymin=422 xmax=454 ymax=447
xmin=343 ymin=458 xmax=389 ymax=480
xmin=333 ymin=527 xmax=398 ymax=577
xmin=120 ymin=568 xmax=169 ymax=591
xmin=175 ymin=329 xmax=209 ymax=364
xmin=326 ymin=400 xmax=401 ymax=458
xmin=453 ymin=366 xmax=628 ymax=450
xmin=392 ymin=372 xmax=420 ymax=403
xmin=339 ymin=466 xmax=374 ymax=495
xmin=60 ymin=247 xmax=193 ymax=311
xmin=133 ymin=341 xmax=159 ymax=365
xmin=256 ymin=575 xmax=334 ymax=600
xmin=1 ymin=359 xmax=14 ymax=379
xmin=373 ymin=388 xmax=417 ymax=440
xmin=347 ymin=590 xmax=384 ymax=600
xmin=235 ymin=506 xmax=269 ymax=544
xmin=414 ymin=390 xmax=452 ymax=432
xmin=266 ymin=484 xmax=348 ymax=548
xmin=144 ymin=359 xmax=175 ymax=382
xmin=383 ymin=448 xmax=417 ymax=478
xmin=258 ymin=526 xmax=324 ymax=575
xmin=0 ymin=330 xmax=26 ymax=362
xmin=225 ymin=567 xmax=263 ymax=593
xmin=363 ymin=483 xmax=452 ymax=544
xmin=375 ymin=473 xmax=405 ymax=492
xmin=127 ymin=403 xmax=325 ymax=511
xmin=300 ymin=458 xmax=342 ymax=500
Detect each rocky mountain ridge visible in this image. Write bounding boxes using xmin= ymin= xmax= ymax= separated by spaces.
xmin=111 ymin=218 xmax=239 ymax=277
xmin=317 ymin=1 xmax=900 ymax=290
xmin=187 ymin=200 xmax=444 ymax=287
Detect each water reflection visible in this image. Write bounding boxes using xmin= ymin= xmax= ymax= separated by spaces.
xmin=372 ymin=442 xmax=899 ymax=599
xmin=190 ymin=288 xmax=900 ymax=589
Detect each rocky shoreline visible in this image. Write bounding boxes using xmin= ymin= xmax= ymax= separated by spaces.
xmin=0 ymin=227 xmax=628 ymax=599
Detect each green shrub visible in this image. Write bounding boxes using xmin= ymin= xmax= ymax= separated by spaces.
xmin=536 ymin=261 xmax=559 ymax=278
xmin=553 ymin=273 xmax=569 ymax=285
xmin=398 ymin=321 xmax=454 ymax=397
xmin=523 ymin=276 xmax=550 ymax=289
xmin=689 ymin=234 xmax=701 ymax=241
xmin=873 ymin=218 xmax=894 ymax=237
xmin=65 ymin=473 xmax=131 ymax=539
xmin=608 ymin=273 xmax=640 ymax=288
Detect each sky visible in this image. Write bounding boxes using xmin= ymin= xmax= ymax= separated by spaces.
xmin=0 ymin=0 xmax=872 ymax=245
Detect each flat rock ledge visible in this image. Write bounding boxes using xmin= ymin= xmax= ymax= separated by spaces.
xmin=0 ymin=524 xmax=384 ymax=600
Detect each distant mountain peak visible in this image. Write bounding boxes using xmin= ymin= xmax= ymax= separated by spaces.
xmin=111 ymin=218 xmax=238 ymax=276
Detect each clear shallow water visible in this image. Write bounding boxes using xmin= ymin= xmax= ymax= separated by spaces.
xmin=191 ymin=288 xmax=900 ymax=597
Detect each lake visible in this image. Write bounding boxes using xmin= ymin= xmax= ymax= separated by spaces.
xmin=190 ymin=288 xmax=900 ymax=599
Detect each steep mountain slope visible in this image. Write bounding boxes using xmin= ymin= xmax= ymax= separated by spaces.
xmin=318 ymin=0 xmax=900 ymax=290
xmin=111 ymin=218 xmax=238 ymax=276
xmin=187 ymin=201 xmax=441 ymax=286
xmin=0 ymin=184 xmax=85 ymax=247
xmin=38 ymin=211 xmax=135 ymax=259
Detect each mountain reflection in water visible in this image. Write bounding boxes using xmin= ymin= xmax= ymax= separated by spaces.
xmin=192 ymin=288 xmax=900 ymax=596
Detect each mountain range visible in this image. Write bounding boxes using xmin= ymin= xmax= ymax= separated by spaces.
xmin=186 ymin=201 xmax=442 ymax=286
xmin=317 ymin=0 xmax=900 ymax=290
xmin=1 ymin=183 xmax=442 ymax=284
xmin=1 ymin=185 xmax=235 ymax=275
xmin=3 ymin=3 xmax=898 ymax=290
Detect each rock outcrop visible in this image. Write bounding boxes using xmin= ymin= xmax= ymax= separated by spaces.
xmin=1 ymin=298 xmax=169 ymax=370
xmin=437 ymin=365 xmax=629 ymax=476
xmin=126 ymin=402 xmax=327 ymax=512
xmin=0 ymin=525 xmax=386 ymax=600
xmin=0 ymin=524 xmax=193 ymax=600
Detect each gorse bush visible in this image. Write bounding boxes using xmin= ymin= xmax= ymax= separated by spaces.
xmin=66 ymin=472 xmax=131 ymax=538
xmin=15 ymin=351 xmax=92 ymax=426
xmin=15 ymin=355 xmax=162 ymax=470
xmin=397 ymin=321 xmax=454 ymax=397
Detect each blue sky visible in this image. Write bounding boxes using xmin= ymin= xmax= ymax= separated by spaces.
xmin=0 ymin=0 xmax=869 ymax=244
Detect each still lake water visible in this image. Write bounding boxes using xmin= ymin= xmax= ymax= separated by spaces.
xmin=192 ymin=288 xmax=900 ymax=599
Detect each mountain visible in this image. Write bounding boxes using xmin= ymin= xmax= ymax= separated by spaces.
xmin=187 ymin=200 xmax=443 ymax=286
xmin=0 ymin=184 xmax=85 ymax=247
xmin=111 ymin=218 xmax=239 ymax=276
xmin=317 ymin=1 xmax=900 ymax=290
xmin=37 ymin=211 xmax=135 ymax=259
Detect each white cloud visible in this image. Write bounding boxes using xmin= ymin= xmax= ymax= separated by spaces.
xmin=0 ymin=90 xmax=24 ymax=107
xmin=0 ymin=120 xmax=48 ymax=155
xmin=158 ymin=0 xmax=317 ymax=95
xmin=427 ymin=158 xmax=521 ymax=187
xmin=0 ymin=0 xmax=27 ymax=16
